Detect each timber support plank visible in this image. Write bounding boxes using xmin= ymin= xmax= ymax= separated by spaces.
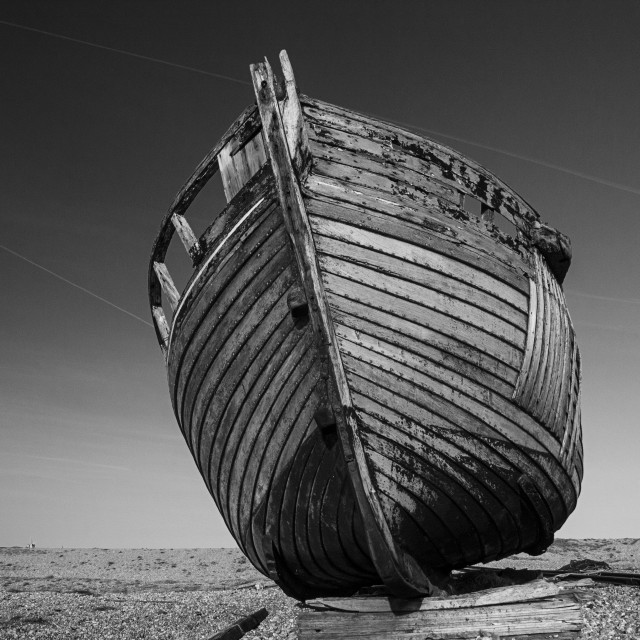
xmin=298 ymin=579 xmax=591 ymax=639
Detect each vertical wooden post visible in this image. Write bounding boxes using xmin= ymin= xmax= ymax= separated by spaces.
xmin=151 ymin=305 xmax=170 ymax=357
xmin=153 ymin=261 xmax=180 ymax=311
xmin=171 ymin=213 xmax=203 ymax=264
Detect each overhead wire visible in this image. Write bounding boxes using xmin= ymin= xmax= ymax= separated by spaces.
xmin=0 ymin=19 xmax=252 ymax=87
xmin=0 ymin=244 xmax=152 ymax=327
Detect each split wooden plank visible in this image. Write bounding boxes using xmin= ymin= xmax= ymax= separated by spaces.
xmin=171 ymin=212 xmax=203 ymax=264
xmin=307 ymin=578 xmax=560 ymax=612
xmin=153 ymin=261 xmax=180 ymax=311
xmin=299 ymin=580 xmax=589 ymax=639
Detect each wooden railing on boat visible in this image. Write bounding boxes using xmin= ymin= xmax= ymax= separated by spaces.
xmin=148 ymin=105 xmax=266 ymax=357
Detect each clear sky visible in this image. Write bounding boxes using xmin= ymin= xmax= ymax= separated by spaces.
xmin=1 ymin=1 xmax=639 ymax=548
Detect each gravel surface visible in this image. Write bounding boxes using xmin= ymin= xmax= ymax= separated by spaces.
xmin=1 ymin=540 xmax=639 ymax=639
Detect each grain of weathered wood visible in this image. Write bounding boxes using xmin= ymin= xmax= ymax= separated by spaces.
xmin=323 ymin=272 xmax=524 ymax=369
xmin=312 ymin=224 xmax=528 ymax=317
xmin=307 ymin=164 xmax=528 ymax=276
xmin=153 ymin=261 xmax=180 ymax=311
xmin=298 ymin=593 xmax=584 ymax=639
xmin=301 ymin=96 xmax=540 ymax=229
xmin=307 ymin=578 xmax=561 ymax=612
xmin=329 ymin=295 xmax=519 ymax=387
xmin=305 ymin=178 xmax=531 ymax=292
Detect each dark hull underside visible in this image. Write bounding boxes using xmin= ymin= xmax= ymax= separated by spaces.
xmin=150 ymin=53 xmax=583 ymax=599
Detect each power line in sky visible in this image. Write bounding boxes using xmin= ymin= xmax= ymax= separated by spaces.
xmin=3 ymin=18 xmax=639 ymax=198
xmin=0 ymin=244 xmax=153 ymax=327
xmin=0 ymin=19 xmax=252 ymax=87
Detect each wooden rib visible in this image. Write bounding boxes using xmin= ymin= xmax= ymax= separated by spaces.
xmin=201 ymin=164 xmax=274 ymax=252
xmin=151 ymin=305 xmax=170 ymax=357
xmin=222 ymin=333 xmax=313 ymax=540
xmin=153 ymin=261 xmax=180 ymax=311
xmin=305 ymin=181 xmax=530 ymax=293
xmin=171 ymin=195 xmax=278 ymax=370
xmin=197 ymin=299 xmax=291 ymax=500
xmin=242 ymin=361 xmax=321 ymax=569
xmin=171 ymin=213 xmax=203 ymax=264
xmin=311 ymin=220 xmax=528 ymax=316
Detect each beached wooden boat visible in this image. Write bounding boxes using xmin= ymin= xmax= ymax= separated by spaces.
xmin=148 ymin=52 xmax=583 ymax=599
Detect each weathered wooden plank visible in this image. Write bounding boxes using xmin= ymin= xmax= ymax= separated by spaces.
xmin=195 ymin=294 xmax=291 ymax=484
xmin=301 ymin=96 xmax=540 ymax=230
xmin=278 ymin=50 xmax=312 ymax=178
xmin=298 ymin=593 xmax=583 ymax=639
xmin=305 ymin=177 xmax=531 ymax=292
xmin=336 ymin=324 xmax=558 ymax=454
xmin=351 ymin=392 xmax=524 ymax=550
xmin=153 ymin=261 xmax=180 ymax=311
xmin=309 ymin=158 xmax=529 ymax=273
xmin=310 ymin=139 xmax=461 ymax=204
xmin=307 ymin=122 xmax=461 ymax=201
xmin=151 ymin=305 xmax=170 ymax=356
xmin=307 ymin=579 xmax=561 ymax=612
xmin=171 ymin=212 xmax=203 ymax=264
xmin=186 ymin=261 xmax=296 ymax=455
xmin=234 ymin=346 xmax=317 ymax=551
xmin=170 ymin=198 xmax=279 ymax=384
xmin=320 ymin=255 xmax=526 ymax=347
xmin=345 ymin=362 xmax=568 ymax=523
xmin=243 ymin=360 xmax=321 ymax=570
xmin=311 ymin=220 xmax=528 ymax=316
xmin=252 ymin=57 xmax=437 ymax=596
xmin=356 ymin=408 xmax=516 ymax=561
xmin=334 ymin=311 xmax=513 ymax=398
xmin=323 ymin=271 xmax=524 ymax=370
xmin=210 ymin=322 xmax=307 ymax=542
xmin=340 ymin=339 xmax=550 ymax=454
xmin=201 ymin=164 xmax=274 ymax=251
xmin=224 ymin=336 xmax=314 ymax=546
xmin=329 ymin=294 xmax=518 ymax=387
xmin=174 ymin=225 xmax=290 ymax=424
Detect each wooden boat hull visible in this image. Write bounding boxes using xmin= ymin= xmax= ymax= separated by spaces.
xmin=149 ymin=52 xmax=583 ymax=599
